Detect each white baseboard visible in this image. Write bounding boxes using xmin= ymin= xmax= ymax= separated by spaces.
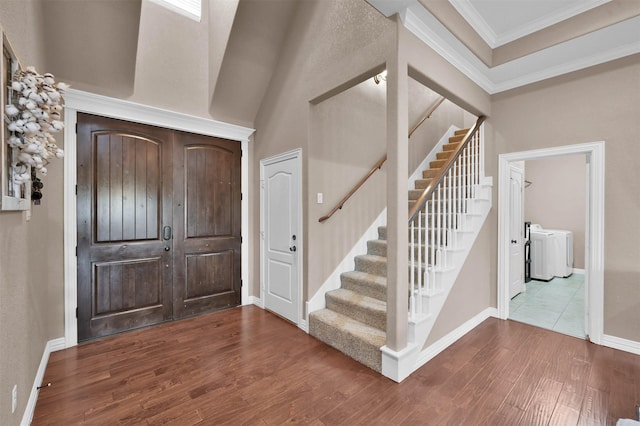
xmin=248 ymin=296 xmax=264 ymax=308
xmin=408 ymin=125 xmax=458 ymax=189
xmin=306 ymin=209 xmax=387 ymax=319
xmin=601 ymin=334 xmax=640 ymax=356
xmin=307 ymin=128 xmax=458 ymax=322
xmin=22 ymin=337 xmax=65 ymax=426
xmin=572 ymin=268 xmax=585 ymax=275
xmin=415 ymin=307 xmax=498 ymax=371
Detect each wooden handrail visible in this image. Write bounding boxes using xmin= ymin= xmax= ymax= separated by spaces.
xmin=318 ymin=96 xmax=445 ymax=223
xmin=318 ymin=155 xmax=387 ymax=223
xmin=409 ymin=97 xmax=445 ymax=138
xmin=408 ymin=115 xmax=486 ymax=222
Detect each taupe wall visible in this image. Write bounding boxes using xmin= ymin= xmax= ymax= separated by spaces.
xmin=251 ymin=0 xmax=396 ymax=303
xmin=491 ymin=54 xmax=640 ymax=341
xmin=0 ymin=2 xmax=63 ymax=424
xmin=524 ymin=155 xmax=586 ymax=270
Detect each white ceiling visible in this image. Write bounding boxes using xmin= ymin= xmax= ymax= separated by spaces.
xmin=366 ymin=0 xmax=640 ymax=94
xmin=448 ymin=0 xmax=611 ymax=47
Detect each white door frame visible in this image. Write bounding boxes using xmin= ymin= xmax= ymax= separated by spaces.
xmin=508 ymin=163 xmax=524 ymax=299
xmin=63 ymin=89 xmax=255 ymax=348
xmin=497 ymin=141 xmax=605 ymax=344
xmin=259 ymin=148 xmax=305 ymax=330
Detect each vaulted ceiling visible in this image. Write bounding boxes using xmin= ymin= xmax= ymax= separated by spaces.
xmin=22 ymin=0 xmax=640 ymax=126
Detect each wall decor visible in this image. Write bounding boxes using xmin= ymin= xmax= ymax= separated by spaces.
xmin=1 ymin=28 xmax=67 ymax=210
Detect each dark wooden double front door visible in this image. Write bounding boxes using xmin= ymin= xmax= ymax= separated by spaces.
xmin=77 ymin=113 xmax=241 ymax=342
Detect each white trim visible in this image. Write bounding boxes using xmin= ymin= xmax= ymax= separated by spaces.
xmin=448 ymin=0 xmax=610 ymax=48
xmin=573 ymin=268 xmax=585 ymax=275
xmin=408 ymin=125 xmax=458 ymax=188
xmin=64 ymin=89 xmax=254 ymax=142
xmin=307 ymin=209 xmax=388 ymax=321
xmin=248 ymin=296 xmax=264 ymax=308
xmin=240 ymin=139 xmax=250 ymax=306
xmin=259 ymin=148 xmax=304 ymax=327
xmin=367 ymin=0 xmax=640 ymax=94
xmin=402 ymin=5 xmax=494 ymax=93
xmin=416 ymin=307 xmax=498 ymax=370
xmin=63 ymin=109 xmax=78 ymax=348
xmin=308 ymin=127 xmax=458 ymax=324
xmin=602 ymin=334 xmax=640 ymax=356
xmin=498 ymin=141 xmax=605 ymax=345
xmin=63 ymin=89 xmax=254 ymax=348
xmin=21 ymin=338 xmax=65 ymax=426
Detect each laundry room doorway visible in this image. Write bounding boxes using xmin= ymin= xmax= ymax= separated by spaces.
xmin=497 ymin=142 xmax=605 ymax=344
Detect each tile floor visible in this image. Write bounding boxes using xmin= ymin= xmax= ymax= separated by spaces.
xmin=509 ymin=273 xmax=585 ymax=339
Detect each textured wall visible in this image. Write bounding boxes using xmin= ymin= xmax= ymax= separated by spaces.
xmin=251 ymin=0 xmax=396 ymax=304
xmin=491 ymin=54 xmax=640 ymax=342
xmin=0 ymin=2 xmax=61 ymax=425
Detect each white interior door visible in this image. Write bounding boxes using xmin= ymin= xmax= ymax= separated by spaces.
xmin=509 ymin=165 xmax=525 ymax=299
xmin=261 ymin=150 xmax=301 ymax=324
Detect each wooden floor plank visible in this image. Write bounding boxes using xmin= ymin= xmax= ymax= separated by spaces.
xmin=31 ymin=308 xmax=640 ymax=425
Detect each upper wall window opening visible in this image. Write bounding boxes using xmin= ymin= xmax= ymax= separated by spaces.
xmin=150 ymin=0 xmax=201 ymax=22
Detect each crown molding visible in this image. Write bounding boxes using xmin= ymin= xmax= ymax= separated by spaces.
xmin=64 ymin=89 xmax=255 ymax=142
xmin=449 ymin=0 xmax=611 ymax=48
xmin=367 ymin=0 xmax=640 ymax=94
xmin=447 ymin=0 xmax=498 ymax=47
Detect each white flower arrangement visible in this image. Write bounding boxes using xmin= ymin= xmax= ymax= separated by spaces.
xmin=4 ymin=66 xmax=68 ymax=185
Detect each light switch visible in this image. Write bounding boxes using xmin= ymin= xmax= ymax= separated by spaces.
xmin=317 ymin=193 xmax=323 ymax=204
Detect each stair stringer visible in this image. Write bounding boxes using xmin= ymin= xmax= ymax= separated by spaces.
xmin=307 ymin=125 xmax=459 ymax=323
xmin=381 ymin=177 xmax=493 ymax=382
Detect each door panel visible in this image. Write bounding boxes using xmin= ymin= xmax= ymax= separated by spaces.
xmin=77 ymin=113 xmax=174 ymax=341
xmin=173 ymin=132 xmax=241 ymax=318
xmin=262 ymin=155 xmax=300 ymax=324
xmin=78 ymin=114 xmax=242 ymax=340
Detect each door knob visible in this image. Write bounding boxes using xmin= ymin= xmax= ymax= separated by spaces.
xmin=164 ymin=246 xmax=171 ymax=251
xmin=511 ymin=240 xmax=517 ymax=244
xmin=289 ymin=246 xmax=296 ymax=252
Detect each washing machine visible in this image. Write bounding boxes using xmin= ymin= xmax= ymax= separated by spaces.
xmin=546 ymin=229 xmax=573 ymax=278
xmin=530 ymin=224 xmax=574 ymax=280
xmin=529 ymin=225 xmax=554 ymax=281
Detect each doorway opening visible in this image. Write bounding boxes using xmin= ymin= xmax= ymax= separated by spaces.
xmin=497 ymin=141 xmax=604 ymax=344
xmin=508 ymin=154 xmax=587 ymax=338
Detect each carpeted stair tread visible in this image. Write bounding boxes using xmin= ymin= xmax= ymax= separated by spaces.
xmin=340 ymin=271 xmax=387 ymax=301
xmin=309 ymin=309 xmax=385 ymax=372
xmin=454 ymin=128 xmax=470 ymax=136
xmin=442 ymin=142 xmax=461 ymax=151
xmin=326 ymin=288 xmax=386 ymax=331
xmin=355 ymin=254 xmax=387 ymax=277
xmin=367 ymin=239 xmax=387 ymax=257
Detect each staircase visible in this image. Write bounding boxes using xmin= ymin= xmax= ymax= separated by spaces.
xmin=309 ymin=124 xmax=492 ymax=377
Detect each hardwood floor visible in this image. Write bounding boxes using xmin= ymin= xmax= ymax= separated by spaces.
xmin=33 ymin=306 xmax=640 ymax=425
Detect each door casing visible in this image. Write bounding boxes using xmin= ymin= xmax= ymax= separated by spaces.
xmin=259 ymin=148 xmax=304 ymax=330
xmin=63 ymin=89 xmax=254 ymax=348
xmin=508 ymin=164 xmax=525 ymax=299
xmin=497 ymin=141 xmax=604 ymax=344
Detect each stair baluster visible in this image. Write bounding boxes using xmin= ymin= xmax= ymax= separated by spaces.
xmin=408 ymin=117 xmax=486 ymax=318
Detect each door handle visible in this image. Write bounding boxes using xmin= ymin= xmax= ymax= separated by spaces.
xmin=511 ymin=240 xmax=517 ymax=244
xmin=163 ymin=226 xmax=172 ymax=240
xmin=164 ymin=246 xmax=170 ymax=251
xmin=289 ymin=246 xmax=296 ymax=252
